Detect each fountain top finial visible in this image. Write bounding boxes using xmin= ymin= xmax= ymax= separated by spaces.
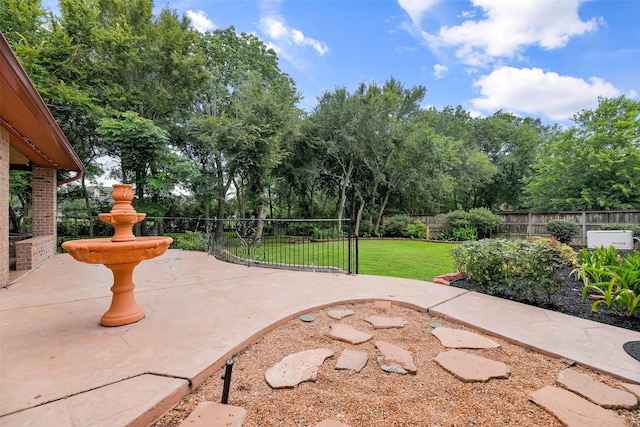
xmin=98 ymin=183 xmax=146 ymax=242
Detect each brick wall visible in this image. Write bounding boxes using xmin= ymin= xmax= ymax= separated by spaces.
xmin=15 ymin=235 xmax=57 ymax=271
xmin=32 ymin=166 xmax=57 ymax=237
xmin=0 ymin=127 xmax=9 ymax=287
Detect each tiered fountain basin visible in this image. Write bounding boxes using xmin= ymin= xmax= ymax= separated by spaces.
xmin=62 ymin=184 xmax=173 ymax=327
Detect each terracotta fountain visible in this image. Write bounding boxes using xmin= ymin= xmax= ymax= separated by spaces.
xmin=62 ymin=184 xmax=173 ymax=326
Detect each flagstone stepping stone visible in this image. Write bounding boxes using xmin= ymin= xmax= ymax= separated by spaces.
xmin=557 ymin=369 xmax=638 ymax=409
xmin=326 ymin=309 xmax=355 ymax=320
xmin=335 ymin=349 xmax=368 ymax=372
xmin=314 ymin=420 xmax=350 ymax=427
xmin=364 ymin=315 xmax=406 ymax=329
xmin=377 ymin=355 xmax=408 ymax=375
xmin=529 ymin=386 xmax=627 ymax=427
xmin=621 ymin=382 xmax=640 ymax=399
xmin=434 ymin=349 xmax=510 ymax=382
xmin=178 ymin=402 xmax=246 ymax=427
xmin=431 ymin=327 xmax=500 ymax=349
xmin=374 ymin=341 xmax=416 ymax=374
xmin=327 ymin=324 xmax=372 ymax=344
xmin=265 ymin=348 xmax=333 ymax=389
xmin=299 ymin=314 xmax=315 ymax=322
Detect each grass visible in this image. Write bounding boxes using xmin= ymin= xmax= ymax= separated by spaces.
xmin=60 ymin=231 xmax=457 ymax=282
xmin=358 ymin=239 xmax=457 ymax=282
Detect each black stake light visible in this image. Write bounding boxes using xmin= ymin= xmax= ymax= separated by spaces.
xmin=221 ymin=359 xmax=235 ymax=404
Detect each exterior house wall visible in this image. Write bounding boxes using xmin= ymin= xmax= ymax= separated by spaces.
xmin=0 ymin=127 xmax=9 ymax=287
xmin=14 ymin=167 xmax=57 ymax=271
xmin=31 ymin=166 xmax=57 ymax=236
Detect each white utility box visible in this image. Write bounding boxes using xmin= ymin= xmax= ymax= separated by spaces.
xmin=587 ymin=230 xmax=634 ymax=250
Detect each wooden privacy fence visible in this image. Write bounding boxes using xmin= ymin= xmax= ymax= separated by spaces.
xmin=412 ymin=210 xmax=640 ymax=246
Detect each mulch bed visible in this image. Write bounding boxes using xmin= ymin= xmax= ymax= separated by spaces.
xmin=450 ymin=266 xmax=640 ymax=332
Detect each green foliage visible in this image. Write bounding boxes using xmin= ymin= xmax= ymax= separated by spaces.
xmin=546 ymin=219 xmax=580 ymax=244
xmin=525 ymin=96 xmax=640 ymax=211
xmin=442 ymin=208 xmax=499 ymax=240
xmin=451 ymin=239 xmax=565 ymax=305
xmin=382 ymin=215 xmax=411 ymax=237
xmin=452 ymin=226 xmax=477 ymax=241
xmin=312 ymin=227 xmax=344 ymax=240
xmin=444 ymin=210 xmax=469 ymax=230
xmin=467 ymin=208 xmax=501 ymax=238
xmin=357 ymin=220 xmax=374 ymax=237
xmin=405 ymin=220 xmax=427 ymax=239
xmin=577 ymin=248 xmax=640 ymax=316
xmin=531 ymin=236 xmax=577 ymax=265
xmin=599 ymin=224 xmax=640 ymax=237
xmin=167 ymin=232 xmax=206 ymax=251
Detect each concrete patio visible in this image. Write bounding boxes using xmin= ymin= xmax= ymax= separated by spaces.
xmin=1 ymin=250 xmax=639 ymax=426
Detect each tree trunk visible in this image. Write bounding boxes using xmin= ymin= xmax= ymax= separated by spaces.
xmin=337 ymin=159 xmax=354 ymax=227
xmin=374 ymin=188 xmax=393 ymax=236
xmin=253 ymin=204 xmax=268 ymax=246
xmin=354 ymin=190 xmax=366 ymax=237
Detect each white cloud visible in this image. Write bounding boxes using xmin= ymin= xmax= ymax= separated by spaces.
xmin=259 ymin=16 xmax=329 ymax=56
xmin=186 ymin=10 xmax=216 ymax=33
xmin=470 ymin=67 xmax=621 ymax=121
xmin=398 ymin=0 xmax=439 ymax=26
xmin=422 ymin=0 xmax=600 ymax=66
xmin=433 ymin=64 xmax=448 ymax=78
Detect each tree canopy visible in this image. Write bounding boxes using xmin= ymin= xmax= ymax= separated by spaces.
xmin=5 ymin=0 xmax=639 ymax=231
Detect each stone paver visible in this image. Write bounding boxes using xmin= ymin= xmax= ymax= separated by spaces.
xmin=179 ymin=402 xmax=247 ymax=427
xmin=335 ymin=349 xmax=368 ymax=372
xmin=557 ymin=369 xmax=638 ymax=409
xmin=265 ymin=348 xmax=333 ymax=389
xmin=621 ymin=382 xmax=640 ymax=398
xmin=314 ymin=420 xmax=350 ymax=427
xmin=326 ymin=309 xmax=355 ymax=320
xmin=364 ymin=315 xmax=406 ymax=329
xmin=377 ymin=356 xmax=408 ymax=375
xmin=434 ymin=349 xmax=510 ymax=382
xmin=432 ymin=327 xmax=500 ymax=349
xmin=374 ymin=341 xmax=416 ymax=374
xmin=529 ymin=386 xmax=627 ymax=427
xmin=327 ymin=324 xmax=373 ymax=344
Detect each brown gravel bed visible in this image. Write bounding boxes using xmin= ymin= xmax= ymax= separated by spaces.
xmin=154 ymin=302 xmax=640 ymax=427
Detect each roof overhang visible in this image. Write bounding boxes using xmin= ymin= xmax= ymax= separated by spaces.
xmin=0 ymin=32 xmax=84 ymax=172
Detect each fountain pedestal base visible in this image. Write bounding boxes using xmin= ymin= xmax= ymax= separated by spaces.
xmin=101 ymin=262 xmax=145 ymax=327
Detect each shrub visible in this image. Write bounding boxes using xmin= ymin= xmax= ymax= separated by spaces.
xmin=167 ymin=231 xmax=206 ymax=251
xmin=451 ymin=238 xmax=564 ymax=305
xmin=444 ymin=210 xmax=470 ymax=231
xmin=531 ymin=236 xmax=577 ymax=266
xmin=599 ymin=223 xmax=640 ymax=237
xmin=452 ymin=226 xmax=477 ymax=241
xmin=312 ymin=226 xmax=344 ymax=240
xmin=406 ymin=220 xmax=427 ymax=239
xmin=358 ymin=220 xmax=374 ymax=237
xmin=382 ymin=215 xmax=411 ymax=237
xmin=546 ymin=219 xmax=580 ymax=244
xmin=467 ymin=208 xmax=501 ymax=239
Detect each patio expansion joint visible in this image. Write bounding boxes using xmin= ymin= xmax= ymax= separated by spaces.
xmin=0 ymin=372 xmax=192 ymax=419
xmin=426 ymin=289 xmax=471 ymax=311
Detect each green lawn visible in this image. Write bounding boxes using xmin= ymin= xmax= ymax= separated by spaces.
xmin=358 ymin=239 xmax=457 ymax=282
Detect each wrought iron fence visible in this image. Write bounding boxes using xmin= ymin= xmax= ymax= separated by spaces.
xmin=57 ymin=217 xmax=358 ymax=274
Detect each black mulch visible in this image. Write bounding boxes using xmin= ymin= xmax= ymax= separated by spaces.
xmin=449 ymin=266 xmax=640 ymax=332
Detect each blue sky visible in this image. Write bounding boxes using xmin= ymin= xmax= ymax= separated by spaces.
xmin=42 ymin=0 xmax=640 ymax=125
